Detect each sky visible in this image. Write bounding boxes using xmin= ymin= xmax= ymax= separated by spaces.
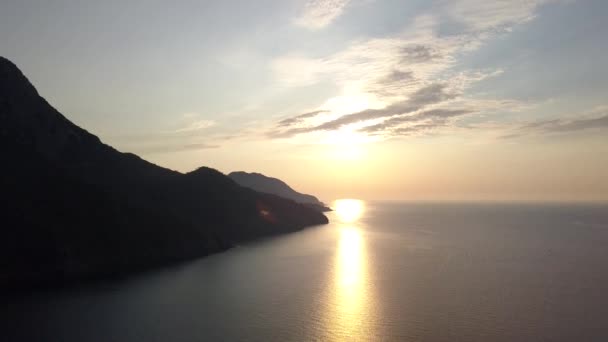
xmin=1 ymin=0 xmax=607 ymax=202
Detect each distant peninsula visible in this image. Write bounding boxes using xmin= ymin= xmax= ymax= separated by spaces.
xmin=0 ymin=56 xmax=328 ymax=287
xmin=229 ymin=171 xmax=332 ymax=212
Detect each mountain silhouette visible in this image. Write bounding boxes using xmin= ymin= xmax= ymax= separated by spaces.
xmin=229 ymin=171 xmax=331 ymax=211
xmin=0 ymin=56 xmax=328 ymax=287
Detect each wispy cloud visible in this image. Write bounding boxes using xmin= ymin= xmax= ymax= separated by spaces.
xmin=269 ymin=1 xmax=565 ymax=142
xmin=276 ymin=110 xmax=328 ymax=127
xmin=399 ymin=44 xmax=444 ymax=64
xmin=305 ymin=83 xmax=458 ymax=132
xmin=133 ymin=143 xmax=219 ymax=155
xmin=504 ymin=107 xmax=608 ymax=138
xmin=169 ymin=113 xmax=215 ymax=133
xmin=295 ymin=0 xmax=352 ymax=30
xmin=530 ymin=116 xmax=608 ymax=133
xmin=441 ymin=0 xmax=557 ymax=32
xmin=361 ymin=108 xmax=474 ymax=134
xmin=109 ymin=112 xmax=220 ymax=155
xmin=171 ymin=119 xmax=215 ymax=133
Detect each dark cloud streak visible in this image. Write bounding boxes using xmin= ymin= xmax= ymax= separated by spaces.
xmin=504 ymin=112 xmax=608 ymax=138
xmin=134 ymin=143 xmax=219 ymax=155
xmin=361 ymin=108 xmax=472 ymax=133
xmin=269 ymin=83 xmax=458 ymax=138
xmin=276 ymin=110 xmax=328 ymax=127
xmin=400 ymin=45 xmax=443 ymax=64
xmin=544 ymin=115 xmax=608 ymax=132
xmin=313 ymin=83 xmax=456 ymax=130
xmin=308 ymin=83 xmax=457 ymax=132
xmin=393 ymin=121 xmax=448 ymax=136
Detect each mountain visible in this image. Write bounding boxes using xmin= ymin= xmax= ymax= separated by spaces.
xmin=0 ymin=56 xmax=328 ymax=287
xmin=228 ymin=171 xmax=331 ymax=211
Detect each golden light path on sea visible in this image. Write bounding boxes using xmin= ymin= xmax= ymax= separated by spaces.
xmin=324 ymin=199 xmax=376 ymax=341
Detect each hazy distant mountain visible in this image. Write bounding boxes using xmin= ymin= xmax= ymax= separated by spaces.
xmin=228 ymin=171 xmax=330 ymax=211
xmin=0 ymin=56 xmax=327 ymax=286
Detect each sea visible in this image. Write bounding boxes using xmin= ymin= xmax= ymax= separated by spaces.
xmin=2 ymin=200 xmax=608 ymax=341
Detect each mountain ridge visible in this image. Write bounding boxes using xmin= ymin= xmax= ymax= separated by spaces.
xmin=0 ymin=56 xmax=328 ymax=287
xmin=229 ymin=171 xmax=331 ymax=211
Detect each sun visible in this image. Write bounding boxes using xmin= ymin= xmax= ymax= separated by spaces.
xmin=334 ymin=199 xmax=365 ymax=223
xmin=321 ymin=129 xmax=373 ymax=161
xmin=324 ymin=129 xmax=365 ymax=145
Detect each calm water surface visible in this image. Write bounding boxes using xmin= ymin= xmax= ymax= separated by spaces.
xmin=3 ymin=201 xmax=608 ymax=341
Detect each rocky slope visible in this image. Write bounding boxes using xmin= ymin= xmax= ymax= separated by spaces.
xmin=0 ymin=57 xmax=328 ymax=286
xmin=229 ymin=171 xmax=331 ymax=211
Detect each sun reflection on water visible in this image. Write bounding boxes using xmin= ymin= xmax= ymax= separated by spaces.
xmin=324 ymin=199 xmax=375 ymax=341
xmin=337 ymin=228 xmax=363 ymax=288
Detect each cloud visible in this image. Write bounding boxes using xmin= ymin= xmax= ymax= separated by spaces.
xmin=273 ymin=15 xmax=464 ymax=92
xmin=442 ymin=0 xmax=558 ymax=32
xmin=311 ymin=83 xmax=456 ymax=130
xmin=367 ymin=69 xmax=419 ymax=98
xmin=271 ymin=12 xmax=502 ymax=112
xmin=535 ymin=115 xmax=608 ymax=133
xmin=135 ymin=143 xmax=219 ymax=155
xmin=399 ymin=45 xmax=444 ymax=63
xmin=270 ymin=83 xmax=459 ymax=137
xmin=276 ymin=110 xmax=328 ymax=127
xmin=272 ymin=31 xmax=458 ymax=93
xmin=381 ymin=69 xmax=415 ymax=83
xmin=295 ymin=0 xmax=351 ymax=29
xmin=502 ymin=107 xmax=608 ymax=138
xmin=526 ymin=115 xmax=608 ymax=134
xmin=268 ymin=0 xmax=566 ymax=142
xmin=392 ymin=121 xmax=449 ymax=136
xmin=171 ymin=119 xmax=215 ymax=133
xmin=108 ymin=113 xmax=220 ymax=154
xmin=361 ymin=108 xmax=473 ymax=133
xmin=110 ymin=130 xmax=221 ymax=155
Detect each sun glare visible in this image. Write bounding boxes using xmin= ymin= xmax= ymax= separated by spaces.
xmin=337 ymin=228 xmax=363 ymax=287
xmin=323 ymin=94 xmax=373 ymax=116
xmin=323 ymin=130 xmax=366 ymax=160
xmin=323 ymin=129 xmax=366 ymax=145
xmin=334 ymin=199 xmax=365 ymax=223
